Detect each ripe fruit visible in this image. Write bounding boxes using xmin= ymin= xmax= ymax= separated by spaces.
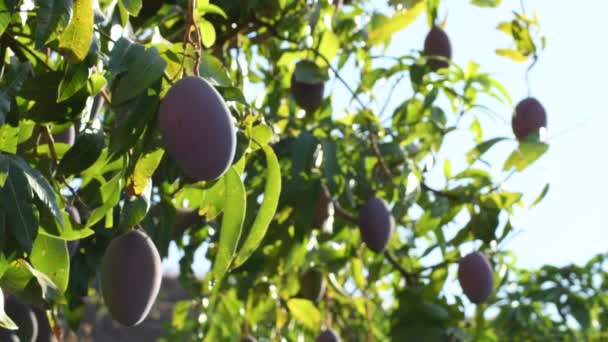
xmin=299 ymin=270 xmax=326 ymax=303
xmin=423 ymin=26 xmax=452 ymax=71
xmin=53 ymin=126 xmax=75 ymax=145
xmin=0 ymin=330 xmax=19 ymax=342
xmin=101 ymin=229 xmax=162 ymax=326
xmin=66 ymin=205 xmax=82 ymax=257
xmin=290 ymin=60 xmax=325 ymax=113
xmin=3 ymin=297 xmax=38 ymax=342
xmin=458 ymin=252 xmax=494 ymax=304
xmin=358 ymin=197 xmax=395 ymax=253
xmin=32 ymin=308 xmax=55 ymax=342
xmin=512 ymin=97 xmax=547 ymax=141
xmin=240 ymin=336 xmax=257 ymax=342
xmin=158 ymin=77 xmax=236 ymax=182
xmin=317 ymin=328 xmax=340 ymax=342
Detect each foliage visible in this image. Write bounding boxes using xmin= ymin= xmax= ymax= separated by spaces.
xmin=0 ymin=0 xmax=585 ymax=341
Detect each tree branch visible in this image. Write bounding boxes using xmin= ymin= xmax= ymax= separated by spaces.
xmin=384 ymin=250 xmax=415 ymax=286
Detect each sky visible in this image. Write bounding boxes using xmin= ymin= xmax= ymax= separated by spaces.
xmin=162 ymin=0 xmax=608 ymax=276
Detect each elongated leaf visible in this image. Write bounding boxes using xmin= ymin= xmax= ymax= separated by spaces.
xmin=39 ymin=206 xmax=94 ymax=240
xmin=0 ymin=154 xmax=8 ymax=187
xmin=57 ymin=131 xmax=105 ymax=176
xmin=495 ymin=48 xmax=527 ymax=62
xmin=35 ymin=0 xmax=72 ymax=47
xmin=368 ymin=2 xmax=425 ymax=46
xmin=9 ymin=155 xmax=63 ymax=226
xmin=2 ymin=165 xmax=38 ymax=252
xmin=85 ymin=173 xmax=124 ymax=228
xmin=0 ymin=124 xmax=19 ymax=154
xmin=530 ymin=183 xmax=549 ymax=208
xmin=286 ymin=298 xmax=321 ymax=330
xmin=199 ymin=52 xmax=231 ymax=87
xmin=233 ymin=145 xmax=281 ymax=268
xmin=31 ymin=234 xmax=69 ymax=292
xmin=128 ymin=149 xmax=164 ymax=195
xmin=119 ymin=179 xmax=152 ymax=230
xmin=211 ymin=167 xmax=246 ymax=285
xmin=0 ymin=0 xmax=14 ymax=38
xmin=466 ymin=137 xmax=508 ymax=164
xmin=121 ymin=0 xmax=142 ymax=16
xmin=109 ymin=38 xmax=166 ymax=105
xmin=58 ymin=0 xmax=93 ymax=63
xmin=58 ymin=63 xmax=89 ymax=102
xmin=502 ymin=141 xmax=549 ymax=172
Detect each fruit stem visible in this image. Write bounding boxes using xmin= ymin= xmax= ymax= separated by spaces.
xmin=383 ymin=250 xmax=415 ymax=286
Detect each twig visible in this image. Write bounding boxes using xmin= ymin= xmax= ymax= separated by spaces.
xmin=332 ymin=199 xmax=358 ymax=224
xmin=60 ymin=177 xmax=92 ymax=211
xmin=413 ymin=258 xmax=459 ymax=275
xmin=525 ymin=54 xmax=538 ymax=97
xmin=100 ymin=88 xmax=111 ymax=105
xmin=383 ymin=250 xmax=415 ymax=286
xmin=42 ymin=126 xmax=59 ymax=167
xmin=379 ymin=74 xmax=405 ymax=118
xmin=421 ymin=182 xmax=460 ymax=200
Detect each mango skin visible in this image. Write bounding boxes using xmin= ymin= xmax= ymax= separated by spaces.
xmin=2 ymin=296 xmax=38 ymax=342
xmin=33 ymin=308 xmax=56 ymax=342
xmin=358 ymin=197 xmax=395 ymax=253
xmin=158 ymin=77 xmax=236 ymax=182
xmin=101 ymin=229 xmax=162 ymax=327
xmin=0 ymin=329 xmax=19 ymax=342
xmin=424 ymin=26 xmax=452 ymax=71
xmin=53 ymin=126 xmax=75 ymax=146
xmin=317 ymin=328 xmax=340 ymax=342
xmin=458 ymin=252 xmax=494 ymax=304
xmin=290 ymin=60 xmax=325 ymax=113
xmin=298 ymin=270 xmax=326 ymax=303
xmin=512 ymin=97 xmax=547 ymax=141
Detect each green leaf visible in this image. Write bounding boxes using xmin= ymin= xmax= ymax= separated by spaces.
xmin=86 ymin=73 xmax=107 ymax=95
xmin=121 ymin=0 xmax=141 ymax=16
xmin=466 ymin=137 xmax=508 ymax=164
xmin=0 ymin=0 xmax=14 ymax=37
xmin=495 ymin=48 xmax=528 ymax=62
xmin=351 ymin=258 xmax=366 ymax=289
xmin=9 ymin=156 xmax=63 ymax=226
xmin=39 ymin=206 xmax=94 ymax=241
xmin=58 ymin=63 xmax=89 ymax=102
xmin=85 ymin=173 xmax=124 ymax=228
xmin=211 ymin=167 xmax=246 ymax=286
xmin=109 ymin=38 xmax=166 ymax=105
xmin=502 ymin=141 xmax=549 ymax=172
xmin=31 ymin=234 xmax=69 ymax=292
xmin=35 ymin=0 xmax=72 ymax=47
xmin=198 ymin=3 xmax=227 ymax=19
xmin=529 ymin=183 xmax=549 ymax=208
xmin=129 ymin=149 xmax=164 ymax=195
xmin=0 ymin=154 xmax=8 ymax=187
xmin=200 ymin=19 xmax=216 ymax=48
xmin=0 ymin=124 xmax=19 ymax=154
xmin=199 ymin=52 xmax=231 ymax=87
xmin=57 ymin=130 xmax=105 ymax=176
xmin=58 ymin=0 xmax=93 ymax=63
xmin=2 ymin=164 xmax=38 ymax=252
xmin=119 ymin=179 xmax=152 ymax=231
xmin=316 ymin=30 xmax=340 ymax=63
xmin=0 ymin=288 xmax=17 ymax=330
xmin=368 ymin=2 xmax=425 ymax=46
xmin=286 ymin=298 xmax=321 ymax=330
xmin=471 ymin=0 xmax=502 ymax=7
xmin=233 ymin=145 xmax=281 ymax=268
xmin=198 ymin=180 xmax=225 ymax=220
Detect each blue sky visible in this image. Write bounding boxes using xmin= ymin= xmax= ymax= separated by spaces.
xmin=162 ymin=0 xmax=608 ymax=276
